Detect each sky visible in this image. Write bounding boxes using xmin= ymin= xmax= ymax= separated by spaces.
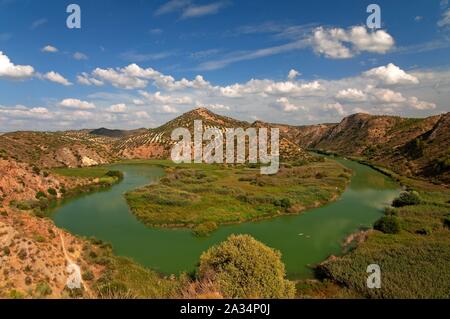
xmin=0 ymin=0 xmax=450 ymax=131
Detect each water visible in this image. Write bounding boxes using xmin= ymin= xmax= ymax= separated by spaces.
xmin=51 ymin=158 xmax=400 ymax=278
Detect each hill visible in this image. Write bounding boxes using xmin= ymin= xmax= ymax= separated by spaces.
xmin=89 ymin=127 xmax=148 ymax=138
xmin=293 ymin=113 xmax=449 ymax=183
xmin=115 ymin=108 xmax=310 ymax=162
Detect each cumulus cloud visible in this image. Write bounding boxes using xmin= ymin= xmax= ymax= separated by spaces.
xmin=0 ymin=105 xmax=53 ymax=120
xmin=364 ymin=63 xmax=419 ymax=85
xmin=42 ymin=71 xmax=72 ymax=86
xmin=336 ymin=88 xmax=367 ymax=102
xmin=59 ymin=98 xmax=96 ymax=110
xmin=41 ymin=45 xmax=58 ymax=53
xmin=288 ymin=69 xmax=300 ymax=80
xmin=108 ymin=103 xmax=127 ymax=113
xmin=322 ymin=103 xmax=345 ymax=115
xmin=161 ymin=105 xmax=178 ymax=114
xmin=0 ymin=51 xmax=34 ymax=79
xmin=273 ymin=97 xmax=303 ymax=112
xmin=78 ymin=64 xmax=211 ymax=90
xmin=311 ymin=26 xmax=394 ymax=59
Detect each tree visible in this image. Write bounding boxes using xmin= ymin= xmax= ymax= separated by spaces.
xmin=198 ymin=234 xmax=295 ymax=299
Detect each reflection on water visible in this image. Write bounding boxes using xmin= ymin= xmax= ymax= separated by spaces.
xmin=51 ymin=159 xmax=400 ymax=279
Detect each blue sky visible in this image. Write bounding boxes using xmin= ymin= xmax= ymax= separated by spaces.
xmin=0 ymin=0 xmax=449 ymax=131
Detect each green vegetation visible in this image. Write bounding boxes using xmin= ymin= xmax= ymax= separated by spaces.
xmin=373 ymin=216 xmax=400 ymax=234
xmin=199 ymin=234 xmax=295 ymax=298
xmin=53 ymin=167 xmax=113 ymax=178
xmin=35 ymin=282 xmax=52 ymax=297
xmin=125 ymin=160 xmax=350 ymax=235
xmin=319 ymin=179 xmax=450 ymax=298
xmin=392 ymin=191 xmax=422 ymax=207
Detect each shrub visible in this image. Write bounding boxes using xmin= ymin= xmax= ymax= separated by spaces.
xmin=32 ymin=166 xmax=41 ymax=175
xmin=3 ymin=246 xmax=10 ymax=256
xmin=274 ymin=198 xmax=292 ymax=209
xmin=198 ymin=234 xmax=295 ymax=299
xmin=35 ymin=282 xmax=52 ymax=297
xmin=392 ymin=191 xmax=421 ymax=207
xmin=0 ymin=210 xmax=7 ymax=217
xmin=82 ymin=270 xmax=94 ymax=281
xmin=193 ymin=222 xmax=218 ymax=237
xmin=416 ymin=227 xmax=432 ymax=236
xmin=18 ymin=249 xmax=27 ymax=260
xmin=9 ymin=290 xmax=25 ymax=299
xmin=47 ymin=188 xmax=57 ymax=196
xmin=374 ymin=216 xmax=401 ymax=234
xmin=105 ymin=170 xmax=124 ymax=180
xmin=444 ymin=215 xmax=450 ymax=228
xmin=35 ymin=191 xmax=46 ymax=200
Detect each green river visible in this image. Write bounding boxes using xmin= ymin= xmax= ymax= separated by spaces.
xmin=51 ymin=158 xmax=400 ymax=278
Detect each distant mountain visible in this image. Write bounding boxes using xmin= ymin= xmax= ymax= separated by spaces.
xmin=89 ymin=127 xmax=148 ymax=138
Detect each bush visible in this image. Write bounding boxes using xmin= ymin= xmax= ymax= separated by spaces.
xmin=274 ymin=198 xmax=292 ymax=209
xmin=374 ymin=216 xmax=401 ymax=234
xmin=82 ymin=270 xmax=94 ymax=281
xmin=35 ymin=282 xmax=52 ymax=297
xmin=47 ymin=188 xmax=57 ymax=196
xmin=35 ymin=191 xmax=46 ymax=200
xmin=199 ymin=234 xmax=295 ymax=298
xmin=444 ymin=215 xmax=450 ymax=228
xmin=392 ymin=191 xmax=421 ymax=207
xmin=105 ymin=170 xmax=124 ymax=179
xmin=193 ymin=222 xmax=218 ymax=237
xmin=32 ymin=166 xmax=41 ymax=175
xmin=416 ymin=227 xmax=432 ymax=236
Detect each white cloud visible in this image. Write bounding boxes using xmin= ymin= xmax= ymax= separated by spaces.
xmin=155 ymin=0 xmax=228 ymax=19
xmin=322 ymin=102 xmax=345 ymax=115
xmin=155 ymin=0 xmax=191 ymax=16
xmin=438 ymin=8 xmax=450 ymax=27
xmin=59 ymin=98 xmax=96 ymax=110
xmin=77 ymin=72 xmax=104 ymax=86
xmin=202 ymin=103 xmax=230 ymax=110
xmin=408 ymin=97 xmax=436 ymax=110
xmin=311 ymin=26 xmax=394 ymax=59
xmin=274 ymin=97 xmax=302 ymax=112
xmin=288 ymin=69 xmax=300 ymax=80
xmin=0 ymin=51 xmax=34 ymax=79
xmin=336 ymin=88 xmax=367 ymax=102
xmin=108 ymin=103 xmax=127 ymax=113
xmin=135 ymin=111 xmax=150 ymax=119
xmin=140 ymin=91 xmax=193 ymax=105
xmin=41 ymin=45 xmax=58 ymax=53
xmin=364 ymin=63 xmax=419 ymax=85
xmin=182 ymin=2 xmax=229 ymax=19
xmin=161 ymin=105 xmax=178 ymax=114
xmin=0 ymin=105 xmax=53 ymax=120
xmin=43 ymin=71 xmax=72 ymax=86
xmin=73 ymin=52 xmax=88 ymax=60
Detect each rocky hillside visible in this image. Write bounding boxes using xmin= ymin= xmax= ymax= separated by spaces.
xmin=293 ymin=113 xmax=449 ymax=183
xmin=116 ymin=108 xmax=310 ymax=162
xmin=0 ymin=131 xmax=116 ymax=168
